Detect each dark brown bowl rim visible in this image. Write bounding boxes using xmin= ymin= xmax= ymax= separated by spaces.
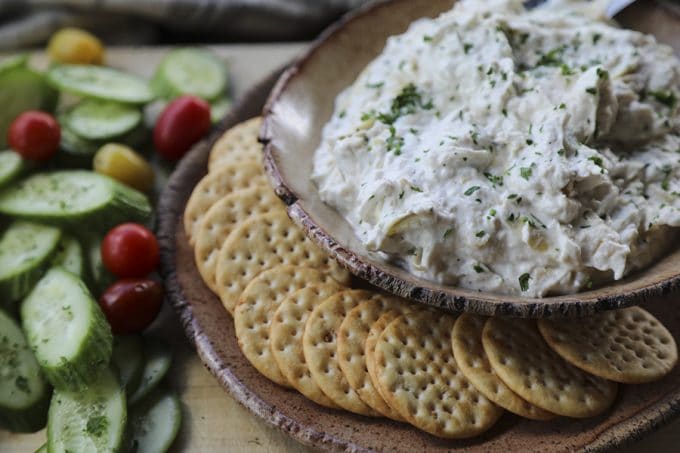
xmin=260 ymin=0 xmax=680 ymax=318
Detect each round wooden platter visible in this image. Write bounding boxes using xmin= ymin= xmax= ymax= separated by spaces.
xmin=158 ymin=70 xmax=680 ymax=452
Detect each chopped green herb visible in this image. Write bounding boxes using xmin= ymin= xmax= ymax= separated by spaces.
xmin=366 ymin=81 xmax=384 ymax=89
xmin=592 ymin=33 xmax=602 ymax=44
xmin=475 ymin=230 xmax=486 ymax=238
xmin=464 ymin=186 xmax=481 ymax=196
xmin=596 ymin=68 xmax=609 ymax=80
xmin=423 ymin=35 xmax=433 ymax=42
xmin=536 ymin=46 xmax=566 ymax=67
xmin=464 ymin=42 xmax=474 ymax=54
xmin=518 ymin=273 xmax=531 ymax=291
xmin=560 ymin=63 xmax=574 ymax=76
xmin=588 ymin=156 xmax=604 ymax=168
xmin=585 ymin=87 xmax=597 ymax=95
xmin=520 ymin=166 xmax=533 ymax=180
xmin=649 ymin=90 xmax=677 ymax=109
xmin=473 ymin=264 xmax=485 ymax=273
xmin=410 ymin=185 xmax=423 ymax=192
xmin=557 ymin=148 xmax=566 ymax=156
xmin=443 ymin=228 xmax=453 ymax=239
xmin=484 ymin=172 xmax=504 ymax=187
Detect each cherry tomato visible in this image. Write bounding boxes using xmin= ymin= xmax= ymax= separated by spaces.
xmin=99 ymin=279 xmax=163 ymax=334
xmin=8 ymin=111 xmax=60 ymax=162
xmin=101 ymin=223 xmax=159 ymax=278
xmin=153 ymin=95 xmax=211 ymax=160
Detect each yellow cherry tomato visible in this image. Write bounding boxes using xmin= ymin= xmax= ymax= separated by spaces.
xmin=47 ymin=28 xmax=104 ymax=65
xmin=94 ymin=143 xmax=155 ymax=192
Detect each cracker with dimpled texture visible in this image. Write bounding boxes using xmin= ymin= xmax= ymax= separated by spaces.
xmin=270 ymin=283 xmax=346 ymax=408
xmin=183 ymin=161 xmax=268 ymax=244
xmin=372 ymin=311 xmax=503 ymax=439
xmin=365 ymin=310 xmax=403 ymax=412
xmin=452 ymin=314 xmax=555 ymax=421
xmin=215 ymin=211 xmax=350 ymax=314
xmin=538 ymin=306 xmax=677 ymax=384
xmin=208 ymin=117 xmax=263 ymax=171
xmin=234 ymin=265 xmax=340 ymax=387
xmin=302 ymin=290 xmax=382 ymax=416
xmin=482 ymin=317 xmax=618 ymax=418
xmin=194 ymin=186 xmax=286 ymax=293
xmin=337 ymin=296 xmax=410 ymax=421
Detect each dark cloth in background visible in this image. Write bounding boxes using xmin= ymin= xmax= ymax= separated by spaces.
xmin=0 ymin=0 xmax=369 ymax=50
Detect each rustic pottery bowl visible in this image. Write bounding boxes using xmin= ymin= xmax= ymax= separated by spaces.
xmin=261 ymin=0 xmax=680 ymax=318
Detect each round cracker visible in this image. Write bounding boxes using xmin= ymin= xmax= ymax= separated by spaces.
xmin=373 ymin=311 xmax=503 ymax=439
xmin=270 ymin=283 xmax=345 ymax=408
xmin=208 ymin=116 xmax=263 ymax=171
xmin=302 ymin=289 xmax=382 ymax=416
xmin=337 ymin=296 xmax=409 ymax=421
xmin=183 ymin=161 xmax=267 ymax=244
xmin=482 ymin=318 xmax=618 ymax=418
xmin=194 ymin=186 xmax=285 ymax=292
xmin=452 ymin=314 xmax=555 ymax=421
xmin=234 ymin=265 xmax=339 ymax=387
xmin=538 ymin=307 xmax=677 ymax=384
xmin=215 ymin=211 xmax=350 ymax=314
xmin=365 ymin=310 xmax=403 ymax=412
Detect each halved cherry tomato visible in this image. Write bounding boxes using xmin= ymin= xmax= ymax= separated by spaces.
xmin=8 ymin=111 xmax=60 ymax=162
xmin=153 ymin=95 xmax=211 ymax=160
xmin=99 ymin=279 xmax=163 ymax=334
xmin=101 ymin=223 xmax=159 ymax=278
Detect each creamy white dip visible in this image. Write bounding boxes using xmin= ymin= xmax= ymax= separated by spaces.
xmin=312 ymin=0 xmax=680 ymax=297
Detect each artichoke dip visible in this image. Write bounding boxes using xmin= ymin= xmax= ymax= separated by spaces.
xmin=312 ymin=0 xmax=680 ymax=297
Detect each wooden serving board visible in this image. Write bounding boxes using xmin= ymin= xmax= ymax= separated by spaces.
xmin=156 ymin=53 xmax=680 ymax=452
xmin=2 ymin=43 xmax=680 ymax=453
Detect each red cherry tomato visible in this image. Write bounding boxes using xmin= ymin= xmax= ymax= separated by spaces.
xmin=101 ymin=223 xmax=159 ymax=278
xmin=153 ymin=95 xmax=211 ymax=160
xmin=99 ymin=279 xmax=163 ymax=334
xmin=8 ymin=111 xmax=60 ymax=162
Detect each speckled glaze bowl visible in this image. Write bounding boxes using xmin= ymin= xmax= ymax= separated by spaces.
xmin=261 ymin=0 xmax=680 ymax=318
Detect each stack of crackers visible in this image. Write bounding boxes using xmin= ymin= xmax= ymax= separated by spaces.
xmin=184 ymin=117 xmax=679 ymax=439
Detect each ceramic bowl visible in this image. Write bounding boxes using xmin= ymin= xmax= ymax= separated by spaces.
xmin=261 ymin=0 xmax=680 ymax=317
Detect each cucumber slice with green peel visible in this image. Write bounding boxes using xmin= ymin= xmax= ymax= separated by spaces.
xmin=151 ymin=48 xmax=228 ymax=101
xmin=0 ymin=171 xmax=152 ymax=230
xmin=210 ymin=97 xmax=232 ymax=124
xmin=0 ymin=54 xmax=29 ymax=74
xmin=50 ymin=234 xmax=84 ymax=278
xmin=129 ymin=389 xmax=181 ymax=453
xmin=21 ymin=267 xmax=113 ymax=391
xmin=82 ymin=232 xmax=116 ymax=297
xmin=0 ymin=67 xmax=59 ymax=148
xmin=47 ymin=64 xmax=154 ymax=104
xmin=0 ymin=220 xmax=62 ymax=302
xmin=67 ymin=100 xmax=142 ymax=141
xmin=47 ymin=367 xmax=127 ymax=453
xmin=0 ymin=309 xmax=51 ymax=433
xmin=0 ymin=150 xmax=27 ymax=189
xmin=59 ymin=123 xmax=101 ymax=158
xmin=128 ymin=338 xmax=172 ymax=405
xmin=112 ymin=335 xmax=144 ymax=395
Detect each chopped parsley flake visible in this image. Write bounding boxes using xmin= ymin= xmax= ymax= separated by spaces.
xmin=518 ymin=273 xmax=531 ymax=291
xmin=520 ymin=166 xmax=533 ymax=180
xmin=585 ymin=87 xmax=597 ymax=95
xmin=475 ymin=230 xmax=486 ymax=238
xmin=463 ymin=42 xmax=473 ymax=54
xmin=473 ymin=264 xmax=485 ymax=273
xmin=464 ymin=186 xmax=481 ymax=196
xmin=443 ymin=228 xmax=453 ymax=239
xmin=588 ymin=156 xmax=604 ymax=168
xmin=649 ymin=90 xmax=677 ymax=109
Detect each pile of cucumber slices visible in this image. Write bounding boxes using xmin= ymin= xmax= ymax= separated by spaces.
xmin=0 ymin=45 xmax=229 ymax=452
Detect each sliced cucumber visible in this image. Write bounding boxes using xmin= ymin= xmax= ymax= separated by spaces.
xmin=151 ymin=48 xmax=227 ymax=101
xmin=0 ymin=54 xmax=29 ymax=74
xmin=35 ymin=443 xmax=47 ymax=453
xmin=112 ymin=335 xmax=144 ymax=395
xmin=0 ymin=220 xmax=62 ymax=302
xmin=210 ymin=97 xmax=232 ymax=124
xmin=50 ymin=234 xmax=84 ymax=278
xmin=82 ymin=232 xmax=116 ymax=297
xmin=47 ymin=367 xmax=126 ymax=453
xmin=129 ymin=389 xmax=181 ymax=453
xmin=0 ymin=309 xmax=51 ymax=433
xmin=0 ymin=150 xmax=27 ymax=189
xmin=59 ymin=122 xmax=101 ymax=158
xmin=128 ymin=338 xmax=172 ymax=405
xmin=67 ymin=100 xmax=142 ymax=141
xmin=47 ymin=64 xmax=154 ymax=104
xmin=21 ymin=267 xmax=113 ymax=391
xmin=0 ymin=171 xmax=152 ymax=230
xmin=0 ymin=67 xmax=59 ymax=148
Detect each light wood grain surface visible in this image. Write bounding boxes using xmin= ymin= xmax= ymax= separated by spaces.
xmin=2 ymin=43 xmax=680 ymax=453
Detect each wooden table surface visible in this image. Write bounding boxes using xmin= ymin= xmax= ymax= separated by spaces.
xmin=2 ymin=43 xmax=680 ymax=453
